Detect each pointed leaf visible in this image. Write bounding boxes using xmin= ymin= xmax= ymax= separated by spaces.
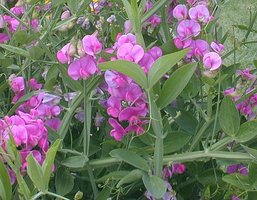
xmin=0 ymin=44 xmax=30 ymax=57
xmin=157 ymin=63 xmax=197 ymax=109
xmin=99 ymin=60 xmax=148 ymax=89
xmin=42 ymin=139 xmax=61 ymax=190
xmin=142 ymin=174 xmax=166 ymax=198
xmin=110 ymin=149 xmax=150 ymax=172
xmin=0 ymin=159 xmax=12 ymax=200
xmin=241 ymin=145 xmax=257 ymax=161
xmin=219 ymin=97 xmax=240 ymax=137
xmin=26 ymin=154 xmax=45 ymax=192
xmin=148 ymin=49 xmax=189 ymax=88
xmin=116 ymin=169 xmax=144 ymax=188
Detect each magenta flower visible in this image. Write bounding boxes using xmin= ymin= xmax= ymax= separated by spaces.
xmin=109 ymin=118 xmax=126 ymax=141
xmin=177 ymin=19 xmax=201 ymax=38
xmin=174 ymin=36 xmax=192 ymax=49
xmin=187 ymin=39 xmax=209 ymax=58
xmin=107 ymin=97 xmax=122 ymax=118
xmin=117 ymin=43 xmax=144 ymax=63
xmin=10 ymin=6 xmax=25 ymax=16
xmin=173 ymin=4 xmax=188 ymax=20
xmin=10 ymin=76 xmax=25 ymax=93
xmin=118 ymin=106 xmax=147 ymax=123
xmin=138 ymin=53 xmax=155 ymax=73
xmin=227 ymin=164 xmax=248 ymax=176
xmin=189 ymin=5 xmax=210 ymax=23
xmin=203 ymin=52 xmax=222 ymax=71
xmin=116 ymin=33 xmax=137 ymax=47
xmin=147 ymin=14 xmax=162 ymax=27
xmin=148 ymin=46 xmax=163 ymax=61
xmin=0 ymin=15 xmax=4 ymax=28
xmin=0 ymin=33 xmax=9 ymax=43
xmin=29 ymin=78 xmax=42 ymax=90
xmin=237 ymin=68 xmax=255 ymax=80
xmin=124 ymin=20 xmax=132 ymax=34
xmin=211 ymin=41 xmax=224 ymax=54
xmin=68 ymin=55 xmax=98 ymax=80
xmin=172 ymin=163 xmax=186 ymax=174
xmin=82 ymin=35 xmax=102 ymax=56
xmin=57 ymin=43 xmax=73 ymax=64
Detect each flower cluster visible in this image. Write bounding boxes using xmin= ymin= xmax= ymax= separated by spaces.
xmin=57 ymin=33 xmax=101 ymax=80
xmin=145 ymin=0 xmax=162 ymax=28
xmin=173 ymin=1 xmax=223 ymax=75
xmin=9 ymin=75 xmax=62 ymax=131
xmin=0 ymin=111 xmax=48 ymax=183
xmin=224 ymin=68 xmax=257 ymax=119
xmin=105 ymin=33 xmax=162 ymax=141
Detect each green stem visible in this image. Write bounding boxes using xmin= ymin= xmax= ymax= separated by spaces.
xmin=47 ymin=191 xmax=70 ymax=200
xmin=87 ymin=164 xmax=99 ymax=198
xmin=210 ymin=137 xmax=233 ymax=151
xmin=88 ymin=151 xmax=253 ymax=168
xmin=30 ymin=192 xmax=44 ymax=200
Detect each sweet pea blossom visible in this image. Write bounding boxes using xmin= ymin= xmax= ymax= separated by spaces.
xmin=203 ymin=52 xmax=222 ymax=71
xmin=211 ymin=41 xmax=224 ymax=54
xmin=177 ymin=19 xmax=201 ymax=38
xmin=82 ymin=35 xmax=102 ymax=56
xmin=57 ymin=43 xmax=73 ymax=64
xmin=189 ymin=5 xmax=210 ymax=23
xmin=173 ymin=4 xmax=188 ymax=20
xmin=236 ymin=68 xmax=255 ymax=80
xmin=109 ymin=118 xmax=126 ymax=141
xmin=68 ymin=55 xmax=98 ymax=80
xmin=0 ymin=33 xmax=10 ymax=43
xmin=117 ymin=43 xmax=144 ymax=63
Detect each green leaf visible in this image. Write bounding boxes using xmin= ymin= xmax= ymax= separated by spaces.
xmin=109 ymin=149 xmax=150 ymax=172
xmin=55 ymin=167 xmax=74 ymax=196
xmin=28 ymin=46 xmax=44 ymax=60
xmin=99 ymin=60 xmax=148 ymax=89
xmin=0 ymin=44 xmax=30 ymax=57
xmin=62 ymin=155 xmax=88 ymax=169
xmin=236 ymin=120 xmax=257 ymax=143
xmin=248 ymin=191 xmax=257 ymax=200
xmin=222 ymin=174 xmax=251 ymax=190
xmin=26 ymin=154 xmax=45 ymax=192
xmin=241 ymin=145 xmax=257 ymax=160
xmin=116 ymin=169 xmax=144 ymax=188
xmin=42 ymin=139 xmax=61 ymax=190
xmin=142 ymin=174 xmax=166 ymax=199
xmin=96 ymin=187 xmax=111 ymax=200
xmin=97 ymin=171 xmax=129 ymax=182
xmin=249 ymin=163 xmax=257 ymax=185
xmin=148 ymin=49 xmax=189 ymax=88
xmin=164 ymin=132 xmax=191 ymax=154
xmin=0 ymin=159 xmax=12 ymax=200
xmin=157 ymin=63 xmax=197 ymax=109
xmin=219 ymin=97 xmax=240 ymax=137
xmin=45 ymin=65 xmax=59 ymax=90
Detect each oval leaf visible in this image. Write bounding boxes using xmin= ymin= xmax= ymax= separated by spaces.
xmin=55 ymin=167 xmax=74 ymax=196
xmin=236 ymin=120 xmax=257 ymax=143
xmin=157 ymin=63 xmax=197 ymax=109
xmin=219 ymin=97 xmax=240 ymax=136
xmin=62 ymin=155 xmax=88 ymax=168
xmin=148 ymin=49 xmax=189 ymax=88
xmin=116 ymin=169 xmax=144 ymax=188
xmin=109 ymin=149 xmax=150 ymax=172
xmin=142 ymin=175 xmax=166 ymax=198
xmin=99 ymin=60 xmax=147 ymax=89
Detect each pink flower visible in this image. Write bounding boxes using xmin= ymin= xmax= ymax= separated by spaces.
xmin=82 ymin=35 xmax=102 ymax=56
xmin=30 ymin=19 xmax=40 ymax=32
xmin=0 ymin=33 xmax=9 ymax=43
xmin=237 ymin=68 xmax=255 ymax=80
xmin=174 ymin=36 xmax=192 ymax=49
xmin=61 ymin=10 xmax=71 ymax=20
xmin=116 ymin=33 xmax=137 ymax=47
xmin=147 ymin=14 xmax=161 ymax=27
xmin=147 ymin=46 xmax=163 ymax=61
xmin=138 ymin=53 xmax=155 ymax=73
xmin=68 ymin=55 xmax=98 ymax=80
xmin=10 ymin=76 xmax=25 ymax=93
xmin=109 ymin=118 xmax=126 ymax=141
xmin=0 ymin=15 xmax=4 ymax=28
xmin=107 ymin=97 xmax=122 ymax=118
xmin=117 ymin=43 xmax=144 ymax=63
xmin=177 ymin=19 xmax=201 ymax=38
xmin=172 ymin=163 xmax=186 ymax=174
xmin=57 ymin=43 xmax=73 ymax=64
xmin=203 ymin=52 xmax=222 ymax=71
xmin=10 ymin=6 xmax=25 ymax=16
xmin=188 ymin=39 xmax=209 ymax=58
xmin=173 ymin=4 xmax=188 ymax=20
xmin=119 ymin=106 xmax=147 ymax=123
xmin=211 ymin=41 xmax=224 ymax=54
xmin=189 ymin=5 xmax=210 ymax=23
xmin=29 ymin=78 xmax=42 ymax=90
xmin=124 ymin=20 xmax=132 ymax=34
